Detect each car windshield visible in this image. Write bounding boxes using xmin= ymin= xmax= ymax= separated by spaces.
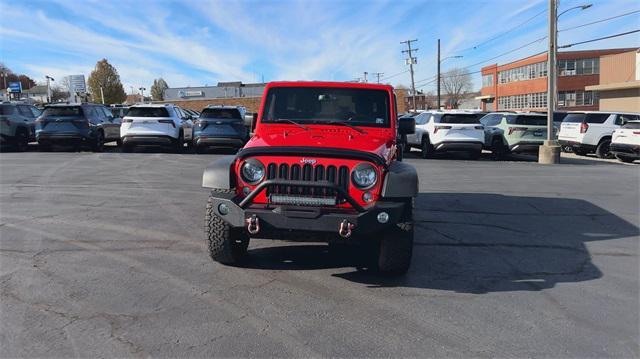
xmin=0 ymin=105 xmax=16 ymax=115
xmin=507 ymin=115 xmax=547 ymax=126
xmin=436 ymin=114 xmax=480 ymax=124
xmin=563 ymin=113 xmax=610 ymax=124
xmin=262 ymin=87 xmax=390 ymax=127
xmin=622 ymin=121 xmax=640 ymax=129
xmin=200 ymin=108 xmax=242 ymax=120
xmin=126 ymin=107 xmax=170 ymax=117
xmin=42 ymin=106 xmax=83 ymax=116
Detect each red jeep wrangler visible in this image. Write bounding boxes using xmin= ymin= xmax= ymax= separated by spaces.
xmin=202 ymin=81 xmax=418 ymax=274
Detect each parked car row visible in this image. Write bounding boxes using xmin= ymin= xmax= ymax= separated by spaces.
xmin=0 ymin=102 xmax=250 ymax=153
xmin=399 ymin=109 xmax=639 ymax=163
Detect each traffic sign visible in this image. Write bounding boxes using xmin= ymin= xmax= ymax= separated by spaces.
xmin=8 ymin=82 xmax=22 ymax=93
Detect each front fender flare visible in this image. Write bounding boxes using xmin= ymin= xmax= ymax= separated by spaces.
xmin=381 ymin=161 xmax=418 ymax=198
xmin=202 ymin=155 xmax=236 ymax=189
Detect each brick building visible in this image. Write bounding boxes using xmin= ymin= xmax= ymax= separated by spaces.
xmin=585 ymin=49 xmax=640 ymax=112
xmin=478 ymin=48 xmax=635 ymax=112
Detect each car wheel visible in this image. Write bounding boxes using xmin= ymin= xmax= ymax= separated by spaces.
xmin=373 ymin=198 xmax=413 ymax=275
xmin=595 ymin=138 xmax=613 ymax=159
xmin=491 ymin=137 xmax=506 ymax=160
xmin=92 ymin=131 xmax=104 ymax=152
xmin=15 ymin=128 xmax=29 ymax=152
xmin=205 ymin=189 xmax=250 ymax=264
xmin=116 ymin=139 xmax=123 ymax=147
xmin=616 ymin=155 xmax=636 ymax=163
xmin=420 ymin=136 xmax=434 ymax=159
xmin=175 ymin=132 xmax=184 ymax=153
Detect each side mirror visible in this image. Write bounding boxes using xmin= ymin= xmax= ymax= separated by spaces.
xmin=251 ymin=113 xmax=258 ymax=132
xmin=398 ymin=117 xmax=415 ymax=135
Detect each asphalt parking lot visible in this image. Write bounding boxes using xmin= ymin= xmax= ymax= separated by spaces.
xmin=1 ymin=149 xmax=638 ymax=358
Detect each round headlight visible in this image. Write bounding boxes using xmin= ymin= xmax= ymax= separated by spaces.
xmin=351 ymin=163 xmax=377 ymax=189
xmin=241 ymin=159 xmax=265 ymax=184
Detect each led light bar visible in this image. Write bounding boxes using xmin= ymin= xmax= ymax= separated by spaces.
xmin=270 ymin=195 xmax=337 ymax=206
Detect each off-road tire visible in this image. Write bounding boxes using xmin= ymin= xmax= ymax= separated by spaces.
xmin=205 ymin=189 xmax=249 ymax=264
xmin=595 ymin=138 xmax=613 ymax=159
xmin=374 ymin=199 xmax=414 ymax=275
xmin=616 ymin=155 xmax=636 ymax=163
xmin=15 ymin=128 xmax=29 ymax=152
xmin=490 ymin=137 xmax=507 ymax=160
xmin=92 ymin=130 xmax=104 ymax=152
xmin=420 ymin=136 xmax=434 ymax=159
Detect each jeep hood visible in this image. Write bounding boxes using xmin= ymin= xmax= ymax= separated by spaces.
xmin=245 ymin=127 xmax=393 ymax=161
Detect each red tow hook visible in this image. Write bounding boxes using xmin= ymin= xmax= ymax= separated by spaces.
xmin=338 ymin=219 xmax=355 ymax=238
xmin=246 ymin=215 xmax=260 ymax=234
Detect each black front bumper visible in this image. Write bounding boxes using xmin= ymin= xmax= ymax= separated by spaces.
xmin=209 ymin=179 xmax=407 ymax=236
xmin=610 ymin=143 xmax=640 ymax=158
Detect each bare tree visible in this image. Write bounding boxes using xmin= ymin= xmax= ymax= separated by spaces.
xmin=441 ymin=68 xmax=472 ymax=109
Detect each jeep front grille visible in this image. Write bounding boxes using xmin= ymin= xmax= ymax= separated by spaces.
xmin=265 ymin=163 xmax=350 ymax=204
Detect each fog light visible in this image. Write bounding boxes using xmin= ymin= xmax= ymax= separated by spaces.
xmin=218 ymin=203 xmax=229 ymax=215
xmin=242 ymin=186 xmax=251 ymax=196
xmin=377 ymin=212 xmax=389 ymax=224
xmin=362 ymin=191 xmax=374 ymax=203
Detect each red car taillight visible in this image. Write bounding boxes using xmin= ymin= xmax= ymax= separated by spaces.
xmin=434 ymin=125 xmax=452 ymax=134
xmin=580 ymin=122 xmax=589 ymax=133
xmin=633 ymin=131 xmax=640 ymax=135
xmin=508 ymin=127 xmax=527 ymax=135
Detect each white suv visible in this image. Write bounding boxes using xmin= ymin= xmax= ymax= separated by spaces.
xmin=611 ymin=119 xmax=640 ymax=163
xmin=405 ymin=111 xmax=485 ymax=159
xmin=558 ymin=111 xmax=639 ymax=158
xmin=120 ymin=104 xmax=193 ymax=152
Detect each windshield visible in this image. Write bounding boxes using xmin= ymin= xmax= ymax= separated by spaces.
xmin=436 ymin=114 xmax=480 ymax=124
xmin=200 ymin=108 xmax=242 ymax=120
xmin=126 ymin=107 xmax=170 ymax=117
xmin=507 ymin=115 xmax=547 ymax=126
xmin=262 ymin=87 xmax=390 ymax=127
xmin=0 ymin=105 xmax=16 ymax=115
xmin=42 ymin=106 xmax=83 ymax=117
xmin=563 ymin=113 xmax=610 ymax=124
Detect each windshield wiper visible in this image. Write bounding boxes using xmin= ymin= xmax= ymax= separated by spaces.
xmin=274 ymin=119 xmax=309 ymax=131
xmin=325 ymin=120 xmax=367 ymax=134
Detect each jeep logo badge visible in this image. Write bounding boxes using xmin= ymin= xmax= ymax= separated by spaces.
xmin=300 ymin=158 xmax=317 ymax=165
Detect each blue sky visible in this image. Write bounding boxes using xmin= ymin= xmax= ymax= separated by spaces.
xmin=0 ymin=0 xmax=638 ymax=94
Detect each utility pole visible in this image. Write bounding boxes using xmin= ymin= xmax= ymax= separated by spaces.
xmin=401 ymin=39 xmax=418 ymax=111
xmin=437 ymin=39 xmax=441 ymax=109
xmin=373 ymin=72 xmax=384 ymax=84
xmin=539 ymin=0 xmax=561 ymax=164
xmin=363 ymin=72 xmax=368 ymax=83
xmin=45 ymin=76 xmax=54 ymax=103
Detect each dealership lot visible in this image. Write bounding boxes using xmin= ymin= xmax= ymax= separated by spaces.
xmin=0 ymin=151 xmax=638 ymax=357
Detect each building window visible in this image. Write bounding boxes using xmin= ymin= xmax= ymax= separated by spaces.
xmin=559 ymin=58 xmax=599 ymax=76
xmin=558 ymin=90 xmax=598 ymax=107
xmin=497 ymin=92 xmax=547 ymax=110
xmin=497 ymin=61 xmax=547 ymax=84
xmin=482 ymin=74 xmax=494 ymax=87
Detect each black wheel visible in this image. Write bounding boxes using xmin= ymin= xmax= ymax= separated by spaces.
xmin=595 ymin=138 xmax=613 ymax=159
xmin=374 ymin=199 xmax=414 ymax=275
xmin=92 ymin=131 xmax=104 ymax=152
xmin=490 ymin=137 xmax=506 ymax=160
xmin=175 ymin=132 xmax=184 ymax=153
xmin=15 ymin=128 xmax=29 ymax=152
xmin=401 ymin=135 xmax=411 ymax=153
xmin=116 ymin=138 xmax=123 ymax=147
xmin=420 ymin=136 xmax=434 ymax=159
xmin=205 ymin=190 xmax=249 ymax=264
xmin=616 ymin=155 xmax=636 ymax=163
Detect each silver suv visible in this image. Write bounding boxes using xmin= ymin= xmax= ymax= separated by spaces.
xmin=0 ymin=102 xmax=41 ymax=151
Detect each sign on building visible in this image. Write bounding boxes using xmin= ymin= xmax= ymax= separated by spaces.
xmin=8 ymin=82 xmax=22 ymax=93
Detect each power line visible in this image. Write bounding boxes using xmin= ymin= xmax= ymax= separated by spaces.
xmin=453 ymin=8 xmax=547 ymax=53
xmin=559 ymin=9 xmax=640 ymax=32
xmin=380 ymin=70 xmax=408 ymax=81
xmin=559 ymin=29 xmax=640 ymax=48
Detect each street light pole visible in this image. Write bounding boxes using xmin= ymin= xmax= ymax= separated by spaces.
xmin=45 ymin=76 xmax=55 ymax=103
xmin=539 ymin=0 xmax=561 ymax=164
xmin=437 ymin=53 xmax=464 ymax=109
xmin=139 ymin=87 xmax=146 ymax=103
xmin=100 ymin=86 xmax=105 ymax=104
